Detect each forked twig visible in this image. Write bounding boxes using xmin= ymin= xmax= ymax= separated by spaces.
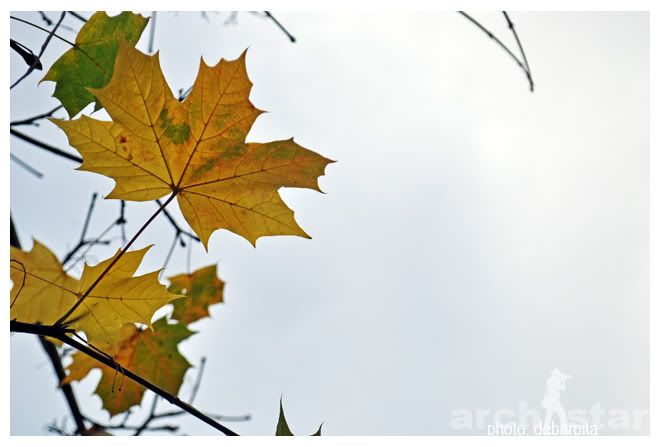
xmin=458 ymin=11 xmax=534 ymax=92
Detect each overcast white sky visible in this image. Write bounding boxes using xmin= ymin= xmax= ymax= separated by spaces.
xmin=9 ymin=11 xmax=649 ymax=435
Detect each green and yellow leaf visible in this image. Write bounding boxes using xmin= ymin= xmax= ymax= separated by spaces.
xmin=52 ymin=41 xmax=333 ymax=248
xmin=64 ymin=318 xmax=194 ymax=416
xmin=168 ymin=265 xmax=224 ymax=324
xmin=42 ymin=11 xmax=149 ymax=117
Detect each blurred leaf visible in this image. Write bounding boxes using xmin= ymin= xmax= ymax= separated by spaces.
xmin=276 ymin=397 xmax=322 ymax=436
xmin=168 ymin=265 xmax=224 ymax=324
xmin=42 ymin=11 xmax=148 ymax=117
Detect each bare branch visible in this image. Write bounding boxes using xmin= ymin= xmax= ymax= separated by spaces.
xmin=10 ymin=128 xmax=83 ymax=163
xmin=147 ymin=12 xmax=157 ymax=54
xmin=502 ymin=11 xmax=534 ymax=92
xmin=10 ymin=15 xmax=76 ymax=47
xmin=61 ymin=193 xmax=108 ymax=266
xmin=10 ymin=153 xmax=44 ymax=178
xmin=10 ymin=39 xmax=43 ymax=70
xmin=38 ymin=337 xmax=87 ymax=434
xmin=458 ymin=11 xmax=534 ymax=92
xmin=11 ymin=105 xmax=63 ymax=126
xmin=10 ymin=321 xmax=239 ymax=436
xmin=263 ymin=11 xmax=296 ymax=43
xmin=11 ymin=12 xmax=66 ymax=89
xmin=67 ymin=11 xmax=88 ymax=23
xmin=157 ymin=199 xmax=201 ymax=243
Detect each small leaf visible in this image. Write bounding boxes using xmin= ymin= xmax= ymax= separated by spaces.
xmin=276 ymin=397 xmax=322 ymax=436
xmin=52 ymin=40 xmax=333 ymax=248
xmin=64 ymin=318 xmax=194 ymax=416
xmin=168 ymin=265 xmax=224 ymax=324
xmin=42 ymin=11 xmax=149 ymax=117
xmin=276 ymin=398 xmax=294 ymax=436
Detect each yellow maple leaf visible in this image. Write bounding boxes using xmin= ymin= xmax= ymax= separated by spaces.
xmin=10 ymin=240 xmax=79 ymax=326
xmin=52 ymin=40 xmax=333 ymax=248
xmin=63 ymin=318 xmax=194 ymax=416
xmin=10 ymin=241 xmax=181 ymax=345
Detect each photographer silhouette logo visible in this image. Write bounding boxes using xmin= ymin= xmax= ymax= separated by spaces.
xmin=450 ymin=368 xmax=648 ymax=435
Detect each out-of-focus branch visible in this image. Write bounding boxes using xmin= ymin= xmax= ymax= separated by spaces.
xmin=10 ymin=39 xmax=43 ymax=70
xmin=10 ymin=128 xmax=83 ymax=163
xmin=263 ymin=11 xmax=296 ymax=43
xmin=38 ymin=337 xmax=87 ymax=434
xmin=11 ymin=12 xmax=66 ymax=89
xmin=11 ymin=105 xmax=63 ymax=126
xmin=61 ymin=193 xmax=112 ymax=266
xmin=157 ymin=199 xmax=200 ymax=244
xmin=68 ymin=11 xmax=87 ymax=23
xmin=147 ymin=12 xmax=157 ymax=53
xmin=10 ymin=153 xmax=44 ymax=178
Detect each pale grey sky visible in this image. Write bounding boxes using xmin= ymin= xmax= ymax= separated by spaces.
xmin=10 ymin=11 xmax=649 ymax=435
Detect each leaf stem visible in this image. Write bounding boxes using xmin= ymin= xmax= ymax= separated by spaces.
xmin=55 ymin=193 xmax=178 ymax=326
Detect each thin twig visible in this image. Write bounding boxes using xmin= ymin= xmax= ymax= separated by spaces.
xmin=38 ymin=337 xmax=87 ymax=434
xmin=502 ymin=11 xmax=534 ymax=92
xmin=458 ymin=11 xmax=534 ymax=92
xmin=161 ymin=234 xmax=180 ymax=272
xmin=157 ymin=199 xmax=200 ymax=242
xmin=38 ymin=11 xmax=53 ymax=26
xmin=11 ymin=105 xmax=63 ymax=126
xmin=10 ymin=39 xmax=43 ymax=70
xmin=10 ymin=153 xmax=44 ymax=178
xmin=67 ymin=11 xmax=87 ymax=23
xmin=11 ymin=12 xmax=66 ymax=89
xmin=118 ymin=201 xmax=127 ymax=244
xmin=263 ymin=11 xmax=296 ymax=42
xmin=10 ymin=128 xmax=82 ymax=163
xmin=10 ymin=15 xmax=76 ymax=47
xmin=64 ymin=220 xmax=116 ymax=272
xmin=61 ymin=193 xmax=100 ymax=265
xmin=134 ymin=394 xmax=160 ymax=436
xmin=189 ymin=357 xmax=206 ymax=404
xmin=10 ymin=321 xmax=240 ymax=436
xmin=147 ymin=12 xmax=157 ymax=54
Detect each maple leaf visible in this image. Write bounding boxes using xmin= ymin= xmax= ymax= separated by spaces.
xmin=52 ymin=40 xmax=333 ymax=248
xmin=167 ymin=265 xmax=224 ymax=324
xmin=276 ymin=397 xmax=322 ymax=436
xmin=9 ymin=241 xmax=181 ymax=345
xmin=42 ymin=11 xmax=149 ymax=117
xmin=64 ymin=318 xmax=194 ymax=416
